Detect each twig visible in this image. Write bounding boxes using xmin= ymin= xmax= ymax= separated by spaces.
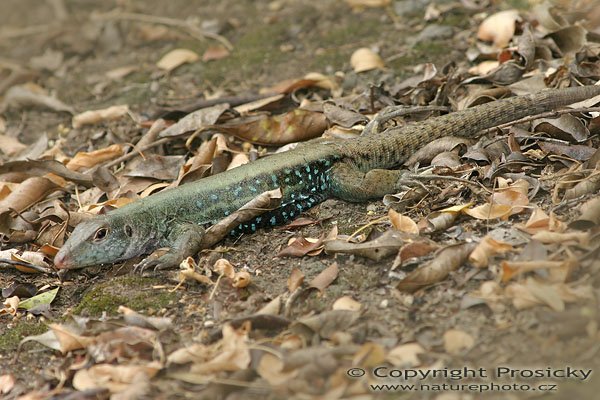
xmin=94 ymin=10 xmax=233 ymax=50
xmin=154 ymin=93 xmax=274 ymax=118
xmin=402 ymin=173 xmax=492 ymax=193
xmin=0 ymin=259 xmax=51 ymax=273
xmin=103 ymin=137 xmax=173 ymax=169
xmin=0 ymin=24 xmax=60 ymax=40
xmin=347 ymin=216 xmax=388 ymax=242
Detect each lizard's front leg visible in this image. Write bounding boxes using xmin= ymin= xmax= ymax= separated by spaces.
xmin=135 ymin=223 xmax=205 ymax=273
xmin=330 ymin=162 xmax=408 ymax=202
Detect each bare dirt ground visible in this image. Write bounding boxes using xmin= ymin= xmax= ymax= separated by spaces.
xmin=1 ymin=0 xmax=600 ymax=399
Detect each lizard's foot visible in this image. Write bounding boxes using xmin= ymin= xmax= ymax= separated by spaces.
xmin=134 ymin=252 xmax=183 ymax=274
xmin=134 ymin=223 xmax=205 ymax=274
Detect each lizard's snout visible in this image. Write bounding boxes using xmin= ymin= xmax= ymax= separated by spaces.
xmin=54 ymin=248 xmax=72 ymax=269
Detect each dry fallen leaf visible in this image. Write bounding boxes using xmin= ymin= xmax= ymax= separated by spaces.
xmin=213 ymin=258 xmax=235 ymax=279
xmin=469 ymin=236 xmax=512 ymax=268
xmin=332 ymin=296 xmax=362 ymax=311
xmin=388 ymin=209 xmax=419 ymax=234
xmin=0 ymin=134 xmax=27 ymax=157
xmin=202 ymin=45 xmax=230 ymax=62
xmin=278 ymin=236 xmax=324 ymax=257
xmin=350 ymin=47 xmax=385 ymax=73
xmin=72 ymin=105 xmax=130 ymax=128
xmin=215 ymin=109 xmax=328 ymax=145
xmin=233 ymin=271 xmax=251 ymax=288
xmin=443 ymin=329 xmax=475 ymax=355
xmin=256 ymin=352 xmax=297 ymax=386
xmin=66 ymin=144 xmax=123 ymax=171
xmin=156 ymin=48 xmax=199 ymax=71
xmin=308 ymin=262 xmax=339 ymax=292
xmin=345 ymin=0 xmax=391 ymax=9
xmin=386 ymin=343 xmax=425 ymax=367
xmin=287 ymin=267 xmax=305 ymax=292
xmin=463 ymin=203 xmax=513 ymax=220
xmin=72 ymin=362 xmax=161 ymax=393
xmin=0 ymin=374 xmax=15 ymax=395
xmin=477 ymin=9 xmax=520 ymax=48
xmin=397 ymin=243 xmax=476 ymax=292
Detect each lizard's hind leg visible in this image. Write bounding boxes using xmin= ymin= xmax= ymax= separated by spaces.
xmin=329 ymin=162 xmax=408 ymax=202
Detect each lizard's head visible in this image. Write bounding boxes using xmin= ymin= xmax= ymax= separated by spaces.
xmin=54 ymin=216 xmax=136 ymax=269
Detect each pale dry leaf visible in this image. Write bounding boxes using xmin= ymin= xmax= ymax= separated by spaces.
xmin=190 ymin=323 xmax=251 ymax=374
xmin=287 ymin=267 xmax=305 ymax=292
xmin=531 ymin=231 xmax=589 ymax=246
xmin=105 ymin=66 xmax=137 ymax=80
xmin=477 ymin=10 xmax=520 ymax=48
xmin=49 ymin=323 xmax=93 ymax=353
xmin=0 ymin=374 xmax=15 ymax=395
xmin=569 ymin=196 xmax=600 ymax=230
xmin=397 ymin=243 xmax=476 ymax=292
xmin=309 ymin=262 xmax=339 ymax=291
xmin=386 ymin=343 xmax=425 ymax=367
xmin=501 ymin=259 xmax=574 ymax=283
xmin=232 ymin=271 xmax=251 ymax=288
xmin=505 ymin=278 xmax=567 ymax=311
xmin=81 ymin=197 xmax=136 ymax=213
xmin=469 ymin=236 xmax=512 ymax=268
xmin=519 ymin=207 xmax=551 ymax=234
xmin=388 ymin=209 xmax=419 ymax=234
xmin=227 ymin=152 xmax=250 ymax=170
xmin=2 ymin=296 xmax=19 ymax=316
xmin=257 ymin=352 xmax=297 ymax=386
xmin=167 ymin=343 xmax=209 ymax=365
xmin=202 ymin=45 xmax=230 ymax=62
xmin=350 ymin=47 xmax=385 ymax=73
xmin=156 ymin=48 xmax=199 ymax=71
xmin=468 ymin=60 xmax=500 ymax=76
xmin=66 ymin=144 xmax=123 ymax=171
xmin=345 ymin=0 xmax=391 ymax=9
xmin=256 ymin=295 xmax=282 ymax=315
xmin=17 ymin=329 xmax=62 ymax=352
xmin=332 ymin=296 xmax=362 ymax=311
xmin=13 ymin=251 xmax=49 ymax=268
xmin=468 ymin=281 xmax=505 ymax=312
xmin=0 ymin=134 xmax=27 ymax=157
xmin=2 ymin=84 xmax=74 ymax=113
xmin=72 ymin=363 xmax=161 ymax=393
xmin=72 ymin=105 xmax=130 ymax=128
xmin=214 ymin=258 xmax=235 ymax=279
xmin=160 ymin=103 xmax=229 ymax=138
xmin=443 ymin=329 xmax=475 ymax=355
xmin=463 ymin=203 xmax=513 ymax=220
xmin=0 ymin=176 xmax=60 ymax=214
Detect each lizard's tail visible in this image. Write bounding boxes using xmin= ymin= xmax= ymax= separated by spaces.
xmin=347 ymin=84 xmax=600 ymax=170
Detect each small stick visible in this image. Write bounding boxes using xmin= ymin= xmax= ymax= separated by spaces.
xmin=94 ymin=10 xmax=233 ymax=50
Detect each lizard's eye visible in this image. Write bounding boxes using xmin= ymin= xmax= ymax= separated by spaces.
xmin=93 ymin=227 xmax=109 ymax=241
xmin=124 ymin=225 xmax=133 ymax=237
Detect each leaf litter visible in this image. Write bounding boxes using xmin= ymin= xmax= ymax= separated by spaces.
xmin=1 ymin=1 xmax=600 ymax=399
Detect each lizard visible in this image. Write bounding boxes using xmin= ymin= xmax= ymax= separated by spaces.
xmin=53 ymin=84 xmax=600 ymax=270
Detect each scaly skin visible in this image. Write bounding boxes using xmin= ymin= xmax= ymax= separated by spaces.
xmin=54 ymin=85 xmax=600 ymax=270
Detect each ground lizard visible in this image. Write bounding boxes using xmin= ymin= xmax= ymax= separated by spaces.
xmin=54 ymin=85 xmax=600 ymax=270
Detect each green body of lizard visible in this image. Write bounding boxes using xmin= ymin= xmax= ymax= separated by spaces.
xmin=54 ymin=85 xmax=600 ymax=270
